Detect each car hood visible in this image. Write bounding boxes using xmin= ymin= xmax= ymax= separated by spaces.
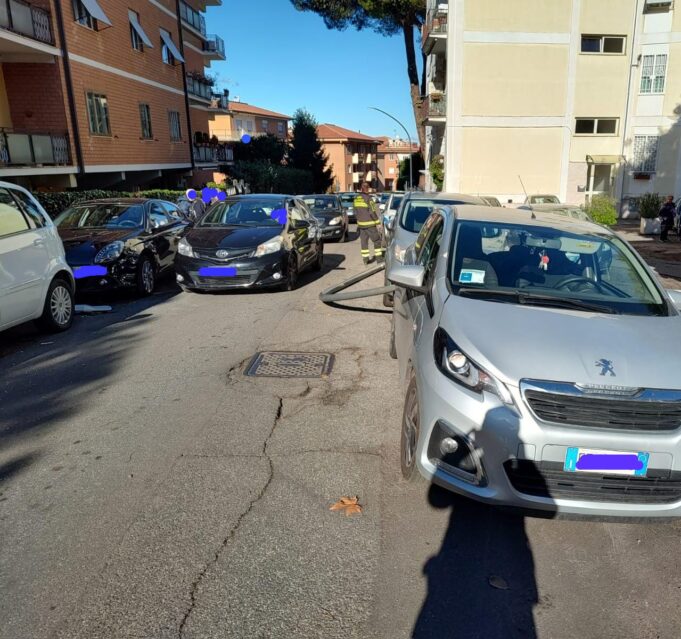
xmin=312 ymin=210 xmax=342 ymax=222
xmin=440 ymin=295 xmax=681 ymax=389
xmin=58 ymin=228 xmax=137 ymax=264
xmin=187 ymin=226 xmax=281 ymax=250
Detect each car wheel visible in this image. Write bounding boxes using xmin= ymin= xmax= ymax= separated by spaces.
xmin=313 ymin=243 xmax=324 ymax=271
xmin=281 ymin=253 xmax=298 ymax=291
xmin=136 ymin=256 xmax=155 ymax=296
xmin=38 ymin=277 xmax=74 ymax=332
xmin=401 ymin=371 xmax=421 ymax=481
xmin=389 ymin=312 xmax=397 ymax=360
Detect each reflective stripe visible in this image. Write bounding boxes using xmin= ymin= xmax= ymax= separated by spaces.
xmin=357 ymin=220 xmax=379 ymax=227
xmin=374 ymin=248 xmax=385 ymax=254
xmin=360 ymin=250 xmax=370 ymax=254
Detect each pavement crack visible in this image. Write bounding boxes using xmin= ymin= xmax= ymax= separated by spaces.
xmin=178 ymin=396 xmax=283 ymax=638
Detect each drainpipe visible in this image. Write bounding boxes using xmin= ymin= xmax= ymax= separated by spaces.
xmin=175 ymin=0 xmax=195 ymax=172
xmin=53 ymin=0 xmax=84 ymax=176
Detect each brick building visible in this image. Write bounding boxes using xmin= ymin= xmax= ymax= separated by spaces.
xmin=376 ymin=136 xmax=419 ymax=192
xmin=317 ymin=123 xmax=379 ymax=193
xmin=0 ymin=0 xmax=230 ymax=191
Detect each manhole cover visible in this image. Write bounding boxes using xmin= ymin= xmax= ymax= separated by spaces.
xmin=244 ymin=352 xmax=334 ymax=378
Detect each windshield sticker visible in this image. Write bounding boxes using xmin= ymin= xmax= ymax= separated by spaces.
xmin=459 ymin=269 xmax=486 ymax=284
xmin=270 ymin=208 xmax=287 ymax=225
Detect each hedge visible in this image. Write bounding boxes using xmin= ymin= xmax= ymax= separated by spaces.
xmin=36 ymin=189 xmax=185 ymax=219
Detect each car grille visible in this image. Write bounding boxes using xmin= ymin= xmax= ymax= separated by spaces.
xmin=504 ymin=460 xmax=681 ymax=504
xmin=521 ymin=381 xmax=681 ymax=431
xmin=194 ymin=248 xmax=253 ymax=262
xmin=197 ymin=272 xmax=256 ymax=287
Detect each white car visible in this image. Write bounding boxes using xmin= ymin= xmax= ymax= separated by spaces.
xmin=0 ymin=182 xmax=75 ymax=333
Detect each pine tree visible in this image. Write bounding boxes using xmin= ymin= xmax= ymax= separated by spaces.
xmin=288 ymin=109 xmax=334 ymax=193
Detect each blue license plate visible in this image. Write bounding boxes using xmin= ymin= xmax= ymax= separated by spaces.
xmin=198 ymin=267 xmax=237 ymax=277
xmin=564 ymin=447 xmax=649 ymax=477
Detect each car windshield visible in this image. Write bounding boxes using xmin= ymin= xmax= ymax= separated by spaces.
xmin=450 ymin=221 xmax=667 ymax=316
xmin=303 ymin=196 xmax=336 ymax=211
xmin=56 ymin=204 xmax=145 ymax=229
xmin=400 ymin=199 xmax=467 ymax=234
xmin=388 ymin=196 xmax=403 ymax=211
xmin=199 ymin=199 xmax=286 ymax=227
xmin=339 ymin=195 xmax=354 ymax=207
xmin=531 ymin=195 xmax=560 ymax=204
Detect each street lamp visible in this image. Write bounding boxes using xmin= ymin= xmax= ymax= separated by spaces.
xmin=369 ymin=107 xmax=414 ymax=191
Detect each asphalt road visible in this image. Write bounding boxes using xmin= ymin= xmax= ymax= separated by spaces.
xmin=1 ymin=229 xmax=681 ymax=639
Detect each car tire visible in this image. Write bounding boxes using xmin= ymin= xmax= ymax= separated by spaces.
xmin=313 ymin=243 xmax=324 ymax=271
xmin=281 ymin=253 xmax=298 ymax=291
xmin=401 ymin=371 xmax=421 ymax=482
xmin=389 ymin=312 xmax=397 ymax=360
xmin=37 ymin=277 xmax=74 ymax=333
xmin=136 ymin=255 xmax=156 ymax=296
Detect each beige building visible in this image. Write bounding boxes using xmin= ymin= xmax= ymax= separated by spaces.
xmin=423 ymin=0 xmax=681 ymax=215
xmin=318 ymin=123 xmax=379 ymax=192
xmin=209 ymin=101 xmax=291 ymax=143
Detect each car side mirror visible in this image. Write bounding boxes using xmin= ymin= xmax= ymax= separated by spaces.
xmin=667 ymin=289 xmax=681 ymax=312
xmin=388 ymin=264 xmax=427 ymax=294
xmin=388 ymin=216 xmax=396 ymax=231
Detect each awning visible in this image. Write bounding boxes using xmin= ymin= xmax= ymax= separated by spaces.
xmin=129 ymin=10 xmax=153 ymax=47
xmin=80 ymin=0 xmax=112 ymax=27
xmin=586 ymin=155 xmax=624 ymax=164
xmin=160 ymin=29 xmax=185 ymax=63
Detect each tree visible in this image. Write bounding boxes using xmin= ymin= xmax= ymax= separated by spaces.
xmin=288 ymin=108 xmax=334 ymax=193
xmin=231 ymin=133 xmax=287 ymax=164
xmin=397 ymin=152 xmax=424 ymax=190
xmin=290 ymin=1 xmax=426 ymax=150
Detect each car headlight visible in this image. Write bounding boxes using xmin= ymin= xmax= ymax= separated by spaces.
xmin=254 ymin=236 xmax=283 ymax=257
xmin=392 ymin=244 xmax=406 ymax=263
xmin=433 ymin=328 xmax=514 ymax=405
xmin=329 ymin=216 xmax=342 ymax=226
xmin=94 ymin=241 xmax=124 ymax=264
xmin=178 ymin=238 xmax=195 ymax=258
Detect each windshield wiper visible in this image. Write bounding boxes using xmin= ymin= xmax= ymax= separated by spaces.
xmin=458 ymin=288 xmax=617 ymax=314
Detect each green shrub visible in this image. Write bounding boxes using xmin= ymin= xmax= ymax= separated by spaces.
xmin=585 ymin=195 xmax=617 ymax=226
xmin=429 ymin=155 xmax=445 ymax=191
xmin=638 ymin=192 xmax=663 ymax=219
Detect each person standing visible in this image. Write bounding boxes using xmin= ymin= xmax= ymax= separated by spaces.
xmin=354 ymin=182 xmax=384 ymax=265
xmin=659 ymin=195 xmax=676 ymax=242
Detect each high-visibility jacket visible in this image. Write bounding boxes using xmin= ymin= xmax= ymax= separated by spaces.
xmin=354 ymin=193 xmax=379 ymax=227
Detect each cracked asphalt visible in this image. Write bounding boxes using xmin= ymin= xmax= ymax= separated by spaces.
xmin=2 ymin=230 xmax=681 ymax=639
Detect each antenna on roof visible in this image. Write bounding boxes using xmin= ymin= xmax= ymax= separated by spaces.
xmin=518 ymin=174 xmax=535 ymax=217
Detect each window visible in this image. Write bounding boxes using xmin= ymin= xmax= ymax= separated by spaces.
xmin=130 ymin=11 xmax=143 ymax=50
xmin=261 ymin=119 xmax=268 ymax=131
xmin=168 ymin=111 xmax=181 ymax=142
xmin=581 ymin=35 xmax=626 ymax=54
xmin=416 ymin=214 xmax=444 ymax=282
xmin=640 ymin=54 xmax=667 ymax=94
xmin=149 ymin=203 xmax=172 ymax=229
xmin=348 ymin=164 xmax=352 ymax=174
xmin=139 ymin=104 xmax=153 ymax=139
xmin=160 ymin=202 xmax=182 ymax=222
xmin=235 ymin=119 xmax=243 ymax=131
xmin=12 ymin=190 xmax=45 ymax=228
xmin=246 ymin=120 xmax=253 ymax=132
xmin=0 ymin=189 xmax=29 ymax=237
xmin=73 ymin=0 xmax=96 ymax=29
xmin=161 ymin=39 xmax=175 ymax=65
xmin=575 ymin=118 xmax=618 ymax=135
xmin=633 ymin=135 xmax=659 ymax=173
xmin=389 ymin=154 xmax=395 ymax=160
xmin=86 ymin=92 xmax=110 ymax=136
xmin=277 ymin=122 xmax=285 ymax=136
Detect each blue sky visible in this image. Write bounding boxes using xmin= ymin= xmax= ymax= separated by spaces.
xmin=206 ymin=1 xmax=419 ymax=140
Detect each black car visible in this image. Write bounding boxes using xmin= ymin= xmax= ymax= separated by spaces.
xmin=302 ymin=194 xmax=349 ymax=242
xmin=55 ymin=198 xmax=189 ymax=295
xmin=339 ymin=192 xmax=356 ymax=222
xmin=174 ymin=194 xmax=323 ymax=292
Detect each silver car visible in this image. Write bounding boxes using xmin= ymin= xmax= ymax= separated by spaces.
xmin=388 ymin=204 xmax=681 ymax=518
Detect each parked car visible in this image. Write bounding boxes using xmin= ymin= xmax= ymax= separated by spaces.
xmin=525 ymin=194 xmax=561 ymax=205
xmin=377 ymin=192 xmax=391 ymax=212
xmin=175 ymin=194 xmax=323 ymax=292
xmin=339 ymin=192 xmax=356 ymax=223
xmin=303 ymin=194 xmax=349 ymax=242
xmin=388 ymin=203 xmax=681 ymax=517
xmin=0 ymin=181 xmax=75 ymax=333
xmin=55 ymin=198 xmax=189 ymax=296
xmin=382 ymin=192 xmax=405 ymax=237
xmin=480 ymin=196 xmax=502 ymax=207
xmin=518 ymin=203 xmax=592 ymax=222
xmin=383 ymin=192 xmax=485 ymax=307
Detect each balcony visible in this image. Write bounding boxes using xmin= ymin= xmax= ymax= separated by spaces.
xmin=186 ymin=72 xmax=214 ymax=101
xmin=0 ymin=0 xmax=56 ymax=57
xmin=352 ymin=153 xmax=359 ymax=164
xmin=203 ymin=34 xmax=225 ymax=60
xmin=211 ymin=129 xmax=263 ymax=142
xmin=422 ymin=4 xmax=448 ymax=55
xmin=179 ymin=0 xmax=206 ymax=37
xmin=352 ymin=172 xmax=360 ymax=183
xmin=0 ymin=130 xmax=70 ymax=167
xmin=193 ymin=143 xmax=234 ymax=165
xmin=210 ymin=92 xmax=229 ymax=110
xmin=424 ymin=93 xmax=446 ymax=124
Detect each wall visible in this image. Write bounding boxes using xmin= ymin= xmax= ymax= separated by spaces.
xmin=464 ymin=0 xmax=572 ymax=33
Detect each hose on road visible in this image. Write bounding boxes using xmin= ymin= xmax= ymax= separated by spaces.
xmin=319 ymin=263 xmax=395 ymax=306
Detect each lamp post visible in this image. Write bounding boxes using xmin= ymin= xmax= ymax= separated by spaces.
xmin=369 ymin=106 xmax=414 ymax=191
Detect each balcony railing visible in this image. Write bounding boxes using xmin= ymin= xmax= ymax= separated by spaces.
xmin=423 ymin=5 xmax=448 ymax=41
xmin=0 ymin=131 xmax=70 ymax=166
xmin=204 ymin=34 xmax=225 ymax=58
xmin=211 ymin=129 xmax=264 ymax=142
xmin=0 ymin=0 xmax=54 ymax=45
xmin=186 ymin=73 xmax=214 ymax=100
xmin=179 ymin=0 xmax=206 ymax=36
xmin=193 ymin=144 xmax=233 ymax=164
xmin=425 ymin=94 xmax=447 ymax=118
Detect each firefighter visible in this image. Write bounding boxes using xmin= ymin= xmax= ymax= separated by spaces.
xmin=354 ymin=182 xmax=384 ymax=265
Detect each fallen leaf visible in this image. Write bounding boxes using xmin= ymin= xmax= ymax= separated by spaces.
xmin=329 ymin=496 xmax=363 ymax=516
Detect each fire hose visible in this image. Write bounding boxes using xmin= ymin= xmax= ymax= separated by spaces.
xmin=319 ymin=263 xmax=395 ymax=306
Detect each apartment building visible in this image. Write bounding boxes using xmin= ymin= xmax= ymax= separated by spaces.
xmin=423 ymin=0 xmax=681 ymax=215
xmin=0 ymin=0 xmax=230 ymax=191
xmin=210 ymin=100 xmax=291 ymax=143
xmin=376 ymin=136 xmax=419 ymax=191
xmin=317 ymin=123 xmax=379 ymax=192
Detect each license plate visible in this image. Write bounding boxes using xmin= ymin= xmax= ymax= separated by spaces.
xmin=564 ymin=447 xmax=649 ymax=477
xmin=198 ymin=267 xmax=237 ymax=277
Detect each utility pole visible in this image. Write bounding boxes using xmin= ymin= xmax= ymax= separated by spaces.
xmin=369 ymin=107 xmax=414 ymax=191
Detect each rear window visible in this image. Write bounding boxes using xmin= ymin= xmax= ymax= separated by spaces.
xmin=399 ymin=199 xmax=467 ymax=234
